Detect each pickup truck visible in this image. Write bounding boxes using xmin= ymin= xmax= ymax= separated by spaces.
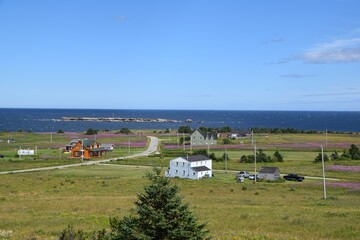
xmin=237 ymin=171 xmax=250 ymax=178
xmin=283 ymin=173 xmax=305 ymax=182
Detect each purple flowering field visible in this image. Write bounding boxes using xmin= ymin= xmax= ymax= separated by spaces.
xmin=327 ymin=182 xmax=360 ymax=190
xmin=115 ymin=141 xmax=147 ymax=147
xmin=162 ymin=142 xmax=352 ymax=150
xmin=326 ymin=165 xmax=360 ymax=172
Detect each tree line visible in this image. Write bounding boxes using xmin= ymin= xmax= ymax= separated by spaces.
xmin=314 ymin=144 xmax=360 ymax=162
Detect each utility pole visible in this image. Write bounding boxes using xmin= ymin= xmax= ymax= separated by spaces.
xmin=128 ymin=139 xmax=131 ymax=155
xmin=225 ymin=148 xmax=228 ymax=174
xmin=321 ymin=146 xmax=327 ymax=199
xmin=183 ymin=133 xmax=185 ymax=151
xmin=254 ymin=143 xmax=257 ymax=183
xmin=325 ymin=129 xmax=328 ymax=146
xmin=81 ymin=139 xmax=84 ymax=162
xmin=251 ymin=130 xmax=254 ymax=145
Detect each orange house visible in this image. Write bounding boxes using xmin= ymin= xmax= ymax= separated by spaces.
xmin=71 ymin=139 xmax=106 ymax=159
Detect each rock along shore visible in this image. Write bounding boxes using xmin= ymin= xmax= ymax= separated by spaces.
xmin=62 ymin=117 xmax=181 ymax=123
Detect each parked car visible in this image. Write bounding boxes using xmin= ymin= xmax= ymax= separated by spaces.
xmin=237 ymin=176 xmax=245 ymax=183
xmin=248 ymin=174 xmax=259 ymax=180
xmin=237 ymin=171 xmax=250 ymax=178
xmin=283 ymin=173 xmax=305 ymax=182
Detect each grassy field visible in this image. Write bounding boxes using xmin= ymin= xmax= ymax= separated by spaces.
xmin=0 ymin=165 xmax=359 ymax=239
xmin=0 ymin=132 xmax=147 ymax=172
xmin=0 ymin=131 xmax=359 ymax=239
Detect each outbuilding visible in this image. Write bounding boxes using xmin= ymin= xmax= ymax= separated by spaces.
xmin=258 ymin=166 xmax=280 ymax=181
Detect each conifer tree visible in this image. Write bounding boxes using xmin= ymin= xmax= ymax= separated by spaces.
xmin=109 ymin=168 xmax=210 ymax=240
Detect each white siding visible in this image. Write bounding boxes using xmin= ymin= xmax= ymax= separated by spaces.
xmin=166 ymin=157 xmax=212 ymax=180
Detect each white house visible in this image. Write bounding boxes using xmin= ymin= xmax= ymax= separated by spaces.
xmin=165 ymin=155 xmax=212 ymax=180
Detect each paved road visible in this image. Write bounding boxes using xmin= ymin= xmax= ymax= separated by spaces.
xmin=0 ymin=136 xmax=159 ymax=175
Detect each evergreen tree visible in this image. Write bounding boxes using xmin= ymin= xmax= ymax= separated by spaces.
xmin=118 ymin=128 xmax=132 ymax=134
xmin=85 ymin=128 xmax=98 ymax=135
xmin=208 ymin=152 xmax=217 ymax=161
xmin=178 ymin=126 xmax=192 ymax=134
xmin=109 ymin=168 xmax=210 ymax=240
xmin=273 ymin=150 xmax=283 ymax=162
xmin=349 ymin=144 xmax=360 ymax=160
xmin=314 ymin=152 xmax=329 ymax=162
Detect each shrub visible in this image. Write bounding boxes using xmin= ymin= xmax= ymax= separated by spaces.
xmin=223 ymin=139 xmax=232 ymax=145
xmin=314 ymin=152 xmax=329 ymax=162
xmin=178 ymin=125 xmax=192 ymax=133
xmin=208 ymin=152 xmax=217 ymax=161
xmin=85 ymin=128 xmax=98 ymax=135
xmin=117 ymin=128 xmax=132 ymax=134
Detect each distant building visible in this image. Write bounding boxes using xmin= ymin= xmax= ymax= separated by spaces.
xmin=18 ymin=149 xmax=35 ymax=156
xmin=102 ymin=143 xmax=115 ymax=151
xmin=190 ymin=128 xmax=217 ymax=146
xmin=165 ymin=155 xmax=212 ymax=180
xmin=71 ymin=139 xmax=106 ymax=159
xmin=258 ymin=166 xmax=280 ymax=181
xmin=65 ymin=139 xmax=79 ymax=152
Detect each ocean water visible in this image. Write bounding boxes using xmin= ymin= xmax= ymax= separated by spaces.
xmin=0 ymin=108 xmax=359 ymax=132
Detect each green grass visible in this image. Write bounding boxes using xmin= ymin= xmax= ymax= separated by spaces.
xmin=0 ymin=132 xmax=147 ymax=172
xmin=0 ymin=165 xmax=359 ymax=239
xmin=0 ymin=131 xmax=360 ymax=239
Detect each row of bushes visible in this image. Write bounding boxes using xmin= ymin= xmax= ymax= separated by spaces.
xmin=315 ymin=144 xmax=360 ymax=162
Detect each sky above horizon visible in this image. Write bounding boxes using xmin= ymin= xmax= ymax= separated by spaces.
xmin=1 ymin=0 xmax=360 ymax=111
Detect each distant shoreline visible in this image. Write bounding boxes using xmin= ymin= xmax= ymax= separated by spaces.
xmin=1 ymin=109 xmax=359 ymax=132
xmin=62 ymin=116 xmax=182 ymax=123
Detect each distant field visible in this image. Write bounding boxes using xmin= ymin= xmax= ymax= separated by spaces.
xmin=0 ymin=132 xmax=147 ymax=172
xmin=0 ymin=165 xmax=359 ymax=239
xmin=0 ymin=131 xmax=359 ymax=239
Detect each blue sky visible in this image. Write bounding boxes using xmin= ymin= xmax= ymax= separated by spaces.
xmin=0 ymin=0 xmax=359 ymax=111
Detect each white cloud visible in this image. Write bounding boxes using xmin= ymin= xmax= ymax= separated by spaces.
xmin=303 ymin=92 xmax=360 ymax=97
xmin=299 ymin=38 xmax=360 ymax=63
xmin=280 ymin=73 xmax=313 ymax=79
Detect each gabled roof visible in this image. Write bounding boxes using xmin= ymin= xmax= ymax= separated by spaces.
xmin=82 ymin=139 xmax=97 ymax=147
xmin=191 ymin=166 xmax=211 ymax=172
xmin=183 ymin=154 xmax=210 ymax=162
xmin=102 ymin=143 xmax=115 ymax=148
xmin=259 ymin=166 xmax=280 ymax=174
xmin=191 ymin=128 xmax=218 ymax=140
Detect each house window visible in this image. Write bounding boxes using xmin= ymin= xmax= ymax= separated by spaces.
xmin=175 ymin=170 xmax=178 ymax=174
xmin=193 ymin=172 xmax=196 ymax=176
xmin=182 ymin=162 xmax=185 ymax=167
xmin=176 ymin=162 xmax=178 ymax=166
xmin=182 ymin=170 xmax=185 ymax=176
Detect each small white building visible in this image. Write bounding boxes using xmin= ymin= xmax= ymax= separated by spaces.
xmin=165 ymin=155 xmax=212 ymax=180
xmin=258 ymin=166 xmax=280 ymax=181
xmin=18 ymin=149 xmax=35 ymax=155
xmin=101 ymin=143 xmax=115 ymax=151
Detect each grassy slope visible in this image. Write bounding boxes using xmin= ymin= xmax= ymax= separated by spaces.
xmin=0 ymin=165 xmax=359 ymax=239
xmin=0 ymin=132 xmax=360 ymax=239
